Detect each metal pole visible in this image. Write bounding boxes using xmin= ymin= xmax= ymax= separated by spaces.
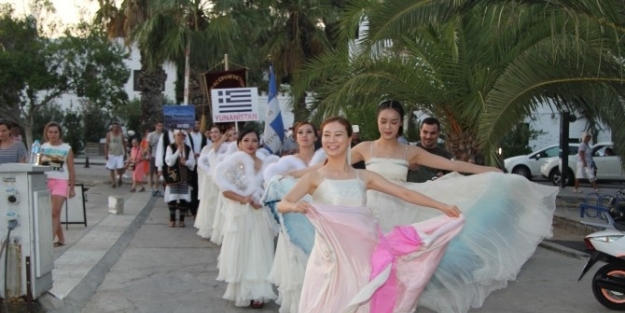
xmin=183 ymin=43 xmax=190 ymax=105
xmin=560 ymin=111 xmax=570 ymax=188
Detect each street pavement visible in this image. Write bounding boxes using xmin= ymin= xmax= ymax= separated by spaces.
xmin=32 ymin=156 xmax=624 ymax=312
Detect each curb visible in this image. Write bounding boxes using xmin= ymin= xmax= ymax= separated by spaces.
xmin=38 ymin=196 xmax=156 ymax=313
xmin=539 ymin=240 xmax=589 ymax=259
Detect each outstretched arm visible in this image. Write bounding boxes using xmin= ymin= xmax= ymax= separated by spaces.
xmin=409 ymin=146 xmax=500 ymax=174
xmin=362 ymin=170 xmax=461 ymax=217
xmin=277 ymin=172 xmax=319 ymax=213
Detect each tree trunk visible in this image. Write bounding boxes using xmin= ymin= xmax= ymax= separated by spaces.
xmin=137 ymin=56 xmax=167 ymax=133
xmin=24 ymin=115 xmax=34 ymax=151
xmin=292 ymin=94 xmax=309 ymax=123
xmin=445 ymin=129 xmax=483 ymax=165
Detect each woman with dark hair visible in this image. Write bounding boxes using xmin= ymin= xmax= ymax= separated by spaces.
xmin=213 ymin=128 xmax=279 ymax=308
xmin=277 ymin=116 xmax=462 ymax=313
xmin=0 ymin=120 xmax=28 ymax=164
xmin=346 ymin=100 xmax=557 ymax=312
xmin=263 ymin=121 xmax=327 ymax=313
xmin=194 ymin=125 xmax=220 ymax=238
xmin=41 ymin=122 xmax=76 ymax=247
xmin=208 ymin=125 xmax=239 ymax=245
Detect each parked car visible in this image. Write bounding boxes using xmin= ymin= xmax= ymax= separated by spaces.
xmin=540 ymin=142 xmax=623 ymax=185
xmin=504 ymin=144 xmax=579 ymax=179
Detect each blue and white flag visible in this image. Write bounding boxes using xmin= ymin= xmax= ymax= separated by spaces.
xmin=263 ymin=65 xmax=284 ymax=154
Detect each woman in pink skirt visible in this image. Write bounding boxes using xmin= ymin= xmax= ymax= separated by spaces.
xmin=127 ymin=138 xmax=146 ymax=192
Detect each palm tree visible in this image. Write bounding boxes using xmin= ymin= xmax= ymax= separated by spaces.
xmin=95 ymin=0 xmax=167 ymax=132
xmin=249 ymin=0 xmax=340 ymax=121
xmin=293 ymin=0 xmax=625 ymax=165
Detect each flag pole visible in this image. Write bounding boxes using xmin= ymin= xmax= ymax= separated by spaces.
xmin=224 ymin=54 xmax=238 ymax=133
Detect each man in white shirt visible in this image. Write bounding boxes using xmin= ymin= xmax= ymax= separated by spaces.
xmin=186 ymin=121 xmax=208 ymax=218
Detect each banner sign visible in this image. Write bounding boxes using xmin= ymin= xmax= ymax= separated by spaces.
xmin=211 ymin=87 xmax=259 ymax=122
xmin=163 ymin=105 xmax=196 ymax=129
xmin=203 ymin=68 xmax=247 ymax=90
xmin=202 ymin=69 xmax=247 ymax=108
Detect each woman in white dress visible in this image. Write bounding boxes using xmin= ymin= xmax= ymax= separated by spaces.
xmin=209 ymin=126 xmax=238 ymax=245
xmin=349 ymin=100 xmax=557 ymax=312
xmin=272 ymin=102 xmax=557 ymax=312
xmin=277 ymin=117 xmax=463 ymax=313
xmin=214 ymin=128 xmax=279 ymax=308
xmin=194 ymin=125 xmax=222 ymax=238
xmin=263 ymin=122 xmax=326 ymax=313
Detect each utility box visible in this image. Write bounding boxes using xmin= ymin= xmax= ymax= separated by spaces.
xmin=0 ymin=164 xmax=53 ymax=301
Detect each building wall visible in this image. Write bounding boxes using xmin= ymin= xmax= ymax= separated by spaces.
xmin=525 ymin=105 xmax=612 ymax=149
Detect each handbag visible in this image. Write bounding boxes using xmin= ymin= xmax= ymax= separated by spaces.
xmin=127 ymin=160 xmax=136 ymax=171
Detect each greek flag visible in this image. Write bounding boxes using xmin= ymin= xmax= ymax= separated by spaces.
xmin=263 ymin=65 xmax=284 ymax=154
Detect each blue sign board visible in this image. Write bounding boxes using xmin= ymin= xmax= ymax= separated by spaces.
xmin=163 ymin=105 xmax=195 ymax=129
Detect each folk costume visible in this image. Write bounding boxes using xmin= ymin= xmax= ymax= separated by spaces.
xmin=213 ymin=150 xmax=279 ymax=306
xmin=208 ymin=141 xmax=238 ymax=245
xmin=163 ymin=140 xmax=196 ymax=225
xmin=262 ymin=149 xmax=326 ymax=313
xmin=194 ymin=143 xmax=216 ymax=238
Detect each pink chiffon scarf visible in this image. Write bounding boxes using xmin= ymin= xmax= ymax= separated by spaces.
xmin=303 ymin=204 xmax=464 ymax=313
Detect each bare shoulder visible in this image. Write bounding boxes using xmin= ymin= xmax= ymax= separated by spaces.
xmin=352 ymin=141 xmax=370 ymax=153
xmin=405 ymin=144 xmax=424 ymax=159
xmin=357 ymin=169 xmax=381 ymax=184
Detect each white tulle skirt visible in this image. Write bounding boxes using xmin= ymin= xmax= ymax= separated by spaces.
xmin=216 ymin=198 xmax=278 ymax=306
xmin=268 ymin=230 xmax=308 ymax=313
xmin=194 ymin=176 xmax=220 ymax=238
xmin=210 ymin=193 xmax=226 ymax=245
xmin=367 ymin=172 xmax=557 ymax=313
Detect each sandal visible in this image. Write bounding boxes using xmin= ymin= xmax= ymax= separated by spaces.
xmin=129 ymin=188 xmax=136 ymax=193
xmin=250 ymin=301 xmax=264 ymax=309
xmin=178 ymin=221 xmax=186 ymax=228
xmin=53 ymin=242 xmax=65 ymax=247
xmin=169 ymin=221 xmax=175 ymax=228
xmin=138 ymin=187 xmax=145 ymax=192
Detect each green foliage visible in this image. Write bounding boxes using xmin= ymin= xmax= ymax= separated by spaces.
xmin=500 ymin=124 xmax=544 ymax=159
xmin=0 ymin=5 xmax=130 ymax=147
xmin=82 ymin=101 xmax=112 ymax=143
xmin=112 ymin=98 xmax=142 ymax=134
xmin=32 ymin=104 xmax=65 ymax=142
xmin=291 ymin=0 xmax=625 ymax=165
xmin=62 ymin=109 xmax=84 ymax=154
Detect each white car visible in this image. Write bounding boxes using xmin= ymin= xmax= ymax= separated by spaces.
xmin=540 ymin=142 xmax=623 ymax=185
xmin=504 ymin=144 xmax=579 ymax=179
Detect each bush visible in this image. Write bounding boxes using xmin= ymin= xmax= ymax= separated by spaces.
xmin=63 ymin=109 xmax=84 ymax=154
xmin=82 ymin=101 xmax=111 ymax=143
xmin=501 ymin=123 xmax=544 ymax=159
xmin=32 ymin=104 xmax=64 ymax=142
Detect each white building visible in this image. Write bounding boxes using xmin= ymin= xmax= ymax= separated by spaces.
xmin=525 ymin=105 xmax=612 ymax=149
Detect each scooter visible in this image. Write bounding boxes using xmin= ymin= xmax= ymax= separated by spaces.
xmin=578 ymin=194 xmax=625 ymax=311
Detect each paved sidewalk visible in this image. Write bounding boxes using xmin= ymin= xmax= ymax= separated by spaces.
xmin=39 ymin=182 xmax=154 ymax=312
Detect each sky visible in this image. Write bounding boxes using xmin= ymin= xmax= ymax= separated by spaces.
xmin=1 ymin=0 xmax=101 ymax=26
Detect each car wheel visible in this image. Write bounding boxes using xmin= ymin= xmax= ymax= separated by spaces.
xmin=512 ymin=166 xmax=531 ymax=179
xmin=550 ymin=168 xmax=575 ymax=186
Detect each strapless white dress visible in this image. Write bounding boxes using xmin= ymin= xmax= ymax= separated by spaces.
xmin=365 ymin=158 xmax=557 ymax=313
